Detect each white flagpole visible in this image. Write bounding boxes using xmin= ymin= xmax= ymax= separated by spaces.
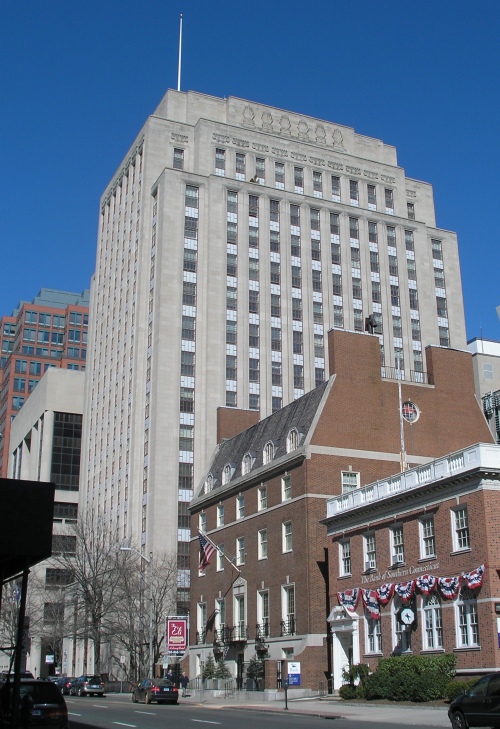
xmin=177 ymin=14 xmax=183 ymax=92
xmin=198 ymin=529 xmax=241 ymax=574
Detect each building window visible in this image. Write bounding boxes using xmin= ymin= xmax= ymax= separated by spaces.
xmin=249 ymin=357 xmax=260 ymax=382
xmin=242 ymin=453 xmax=253 ymax=475
xmin=340 ymin=540 xmax=351 ymax=576
xmin=423 ymin=594 xmax=443 ymax=649
xmin=217 ymin=545 xmax=225 ymax=572
xmin=173 ymin=148 xmax=184 ymax=169
xmin=452 ymin=507 xmax=470 ymax=551
xmin=236 ymin=152 xmax=246 ymax=179
xmin=456 ymin=587 xmax=480 ymax=647
xmin=391 ymin=526 xmax=405 ymax=565
xmin=277 ymin=475 xmax=290 ymax=502
xmin=407 ymin=202 xmax=415 ymax=220
xmin=294 ymin=364 xmax=304 ymax=389
xmin=349 ymin=180 xmax=359 ymax=206
xmin=439 ymin=326 xmax=450 ymax=347
xmin=286 ymin=429 xmax=299 ymax=453
xmin=293 ymin=330 xmax=303 ymax=354
xmin=257 ymin=591 xmax=270 ymax=638
xmin=367 ymin=184 xmax=377 ymax=210
xmin=292 ymin=297 xmax=302 ymax=321
xmin=385 ymin=188 xmax=394 ymax=214
xmin=236 ymin=537 xmax=245 ymax=566
xmin=198 ymin=602 xmax=207 ymax=637
xmin=294 ymin=167 xmax=304 ymax=193
xmin=281 ymin=585 xmax=296 ymax=635
xmin=221 ymin=464 xmax=233 ymax=486
xmin=341 ymin=471 xmax=359 ymax=493
xmin=258 ymin=529 xmax=268 ymax=560
xmin=217 ymin=504 xmax=224 ymax=527
xmin=349 ymin=217 xmax=359 ymax=240
xmin=432 ymin=239 xmax=443 ymax=260
xmin=366 ymin=615 xmax=382 ymax=654
xmin=313 ymin=171 xmax=323 ymax=197
xmin=263 ymin=441 xmax=274 ymax=464
xmin=180 ymin=387 xmax=194 ymax=413
xmin=249 ymin=393 xmax=259 ymax=410
xmin=45 ymin=568 xmax=73 ymax=587
xmin=364 ymin=533 xmax=376 ymax=571
xmin=271 ymin=327 xmax=281 ymax=351
xmin=234 ymin=595 xmax=246 ymax=640
xmin=253 ymin=157 xmax=265 ymax=184
xmin=331 ymin=175 xmax=341 ymax=202
xmin=215 ymin=148 xmax=226 ymax=175
xmin=236 ymin=495 xmax=245 ymax=520
xmin=275 ymin=162 xmax=285 ymax=189
xmin=282 ymin=522 xmax=292 ymax=553
xmin=272 ymin=360 xmax=282 ymax=386
xmin=258 ymin=485 xmax=267 ymax=511
xmin=249 ymin=323 xmax=259 ymax=347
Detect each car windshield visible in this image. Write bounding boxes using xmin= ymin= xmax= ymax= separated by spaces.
xmin=155 ymin=680 xmax=174 ymax=687
xmin=86 ymin=676 xmax=102 ymax=683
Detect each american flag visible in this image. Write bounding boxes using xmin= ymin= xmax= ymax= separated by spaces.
xmin=198 ymin=532 xmax=216 ymax=570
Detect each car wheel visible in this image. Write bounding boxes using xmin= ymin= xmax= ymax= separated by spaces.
xmin=78 ymin=687 xmax=83 ymax=697
xmin=145 ymin=692 xmax=151 ymax=704
xmin=451 ymin=711 xmax=469 ymax=729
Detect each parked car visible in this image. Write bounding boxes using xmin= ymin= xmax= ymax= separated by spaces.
xmin=131 ymin=678 xmax=178 ymax=704
xmin=69 ymin=674 xmax=105 ymax=697
xmin=0 ymin=677 xmax=68 ymax=728
xmin=0 ymin=670 xmax=34 ymax=681
xmin=448 ymin=672 xmax=500 ymax=728
xmin=54 ymin=677 xmax=75 ymax=695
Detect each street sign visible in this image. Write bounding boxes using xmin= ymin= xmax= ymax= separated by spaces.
xmin=166 ymin=616 xmax=188 ymax=656
xmin=287 ymin=661 xmax=301 ymax=686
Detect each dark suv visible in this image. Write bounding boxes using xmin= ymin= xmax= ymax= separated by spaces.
xmin=70 ymin=674 xmax=105 ymax=697
xmin=0 ymin=678 xmax=68 ymax=728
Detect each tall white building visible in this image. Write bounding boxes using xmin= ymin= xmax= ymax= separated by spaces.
xmin=80 ymin=90 xmax=466 ymax=611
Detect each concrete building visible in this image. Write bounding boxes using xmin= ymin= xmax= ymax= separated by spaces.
xmin=0 ymin=288 xmax=89 ymax=479
xmin=6 ymin=368 xmax=85 ymax=677
xmin=80 ymin=89 xmax=467 ymax=613
xmin=188 ymin=329 xmax=493 ymax=690
xmin=324 ymin=443 xmax=500 ymax=688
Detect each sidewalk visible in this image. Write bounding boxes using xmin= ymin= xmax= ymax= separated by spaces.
xmin=179 ymin=691 xmax=451 ymax=727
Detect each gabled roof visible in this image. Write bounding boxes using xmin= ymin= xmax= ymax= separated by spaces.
xmin=193 ymin=378 xmax=333 ymax=504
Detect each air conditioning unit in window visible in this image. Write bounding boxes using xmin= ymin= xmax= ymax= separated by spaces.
xmin=364 ymin=560 xmax=376 ymax=572
xmin=392 ymin=554 xmax=404 ymax=566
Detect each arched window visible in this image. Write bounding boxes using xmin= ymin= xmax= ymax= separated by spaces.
xmin=456 ymin=587 xmax=479 ymax=647
xmin=242 ymin=453 xmax=252 ymax=475
xmin=205 ymin=473 xmax=214 ymax=492
xmin=286 ymin=428 xmax=299 ymax=453
xmin=423 ymin=594 xmax=443 ymax=649
xmin=263 ymin=441 xmax=274 ymax=465
xmin=222 ymin=464 xmax=232 ymax=485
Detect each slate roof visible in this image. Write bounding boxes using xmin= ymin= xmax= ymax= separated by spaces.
xmin=193 ymin=377 xmax=333 ymax=503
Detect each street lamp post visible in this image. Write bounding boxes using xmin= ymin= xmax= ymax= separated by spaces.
xmin=120 ymin=547 xmax=154 ymax=678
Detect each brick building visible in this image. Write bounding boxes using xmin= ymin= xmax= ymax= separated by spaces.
xmin=0 ymin=288 xmax=89 ymax=478
xmin=189 ymin=328 xmax=493 ymax=691
xmin=323 ymin=443 xmax=500 ymax=688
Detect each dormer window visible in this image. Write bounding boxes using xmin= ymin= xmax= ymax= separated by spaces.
xmin=242 ymin=453 xmax=253 ymax=475
xmin=222 ymin=463 xmax=232 ymax=485
xmin=205 ymin=473 xmax=214 ymax=492
xmin=286 ymin=428 xmax=299 ymax=453
xmin=263 ymin=441 xmax=274 ymax=465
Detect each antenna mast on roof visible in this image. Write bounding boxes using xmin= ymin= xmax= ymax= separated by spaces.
xmin=177 ymin=14 xmax=183 ymax=91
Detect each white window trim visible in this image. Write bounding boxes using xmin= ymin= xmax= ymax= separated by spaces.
xmin=365 ymin=613 xmax=382 ymax=654
xmin=422 ymin=594 xmax=443 ymax=650
xmin=258 ymin=484 xmax=267 ymax=511
xmin=258 ymin=529 xmax=268 ymax=560
xmin=419 ymin=516 xmax=436 ymax=559
xmin=339 ymin=539 xmax=351 ymax=577
xmin=282 ymin=521 xmax=292 ymax=553
xmin=236 ymin=537 xmax=245 ymax=566
xmin=216 ymin=544 xmax=224 ymax=572
xmin=390 ymin=525 xmax=405 ymax=566
xmin=217 ymin=504 xmax=224 ymax=527
xmin=456 ymin=588 xmax=480 ymax=648
xmin=363 ymin=532 xmax=377 ymax=572
xmin=281 ymin=474 xmax=292 ymax=501
xmin=451 ymin=506 xmax=470 ymax=552
xmin=236 ymin=495 xmax=245 ymax=520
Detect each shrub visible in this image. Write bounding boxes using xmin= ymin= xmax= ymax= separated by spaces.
xmin=445 ymin=679 xmax=478 ymax=702
xmin=338 ymin=683 xmax=359 ymax=700
xmin=363 ymin=654 xmax=456 ymax=702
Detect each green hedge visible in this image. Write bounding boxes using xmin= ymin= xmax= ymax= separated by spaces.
xmin=445 ymin=678 xmax=478 ymax=702
xmin=360 ymin=654 xmax=456 ymax=702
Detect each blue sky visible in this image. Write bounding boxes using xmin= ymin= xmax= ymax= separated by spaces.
xmin=1 ymin=0 xmax=499 ymax=340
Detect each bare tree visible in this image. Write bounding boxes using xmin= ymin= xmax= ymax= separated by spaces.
xmin=53 ymin=508 xmax=123 ymax=673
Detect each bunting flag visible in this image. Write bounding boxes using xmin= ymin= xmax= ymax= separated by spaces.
xmin=376 ymin=583 xmax=395 ymax=605
xmin=462 ymin=564 xmax=486 ymax=590
xmin=198 ymin=532 xmax=216 ymax=570
xmin=394 ymin=580 xmax=415 ymax=602
xmin=337 ymin=588 xmax=360 ymax=611
xmin=362 ymin=589 xmax=381 ymax=620
xmin=438 ymin=576 xmax=461 ymax=600
xmin=415 ymin=574 xmax=437 ymax=595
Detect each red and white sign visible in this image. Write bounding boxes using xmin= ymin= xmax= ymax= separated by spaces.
xmin=166 ymin=617 xmax=188 ymax=656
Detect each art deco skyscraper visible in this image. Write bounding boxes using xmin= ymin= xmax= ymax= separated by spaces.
xmin=80 ymin=90 xmax=465 ymax=611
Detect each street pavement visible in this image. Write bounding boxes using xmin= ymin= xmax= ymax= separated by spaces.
xmin=178 ymin=691 xmax=452 ymax=727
